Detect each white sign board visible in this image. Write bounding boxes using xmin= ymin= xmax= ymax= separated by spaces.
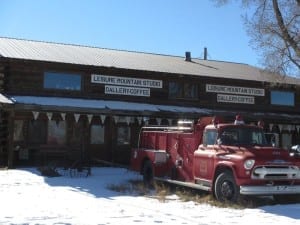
xmin=217 ymin=94 xmax=255 ymax=104
xmin=91 ymin=74 xmax=163 ymax=88
xmin=105 ymin=85 xmax=150 ymax=97
xmin=206 ymin=84 xmax=264 ymax=96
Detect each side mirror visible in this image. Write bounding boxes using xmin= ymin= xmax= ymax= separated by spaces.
xmin=271 ymin=136 xmax=276 ymax=147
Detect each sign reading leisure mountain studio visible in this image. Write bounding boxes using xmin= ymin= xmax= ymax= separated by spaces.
xmin=206 ymin=84 xmax=265 ymax=104
xmin=91 ymin=74 xmax=163 ymax=97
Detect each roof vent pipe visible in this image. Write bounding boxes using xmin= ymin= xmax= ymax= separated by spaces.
xmin=204 ymin=47 xmax=207 ymax=60
xmin=185 ymin=51 xmax=191 ymax=62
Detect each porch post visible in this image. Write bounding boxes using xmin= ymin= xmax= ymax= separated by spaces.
xmin=7 ymin=108 xmax=15 ymax=168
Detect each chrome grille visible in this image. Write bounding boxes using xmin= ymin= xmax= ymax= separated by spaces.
xmin=252 ymin=166 xmax=300 ymax=180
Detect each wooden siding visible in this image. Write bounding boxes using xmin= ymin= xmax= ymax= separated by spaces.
xmin=3 ymin=60 xmax=300 ymax=116
xmin=0 ymin=110 xmax=8 ymax=166
xmin=1 ymin=58 xmax=300 ymax=167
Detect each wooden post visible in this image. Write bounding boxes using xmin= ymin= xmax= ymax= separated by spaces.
xmin=7 ymin=108 xmax=15 ymax=168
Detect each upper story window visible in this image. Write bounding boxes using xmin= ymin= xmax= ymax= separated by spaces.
xmin=169 ymin=81 xmax=198 ymax=99
xmin=270 ymin=90 xmax=294 ymax=106
xmin=44 ymin=72 xmax=81 ymax=91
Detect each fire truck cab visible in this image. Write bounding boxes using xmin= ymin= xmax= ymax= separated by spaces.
xmin=130 ymin=115 xmax=300 ymax=202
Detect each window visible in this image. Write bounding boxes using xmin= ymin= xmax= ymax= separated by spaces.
xmin=203 ymin=129 xmax=217 ymax=145
xmin=47 ymin=121 xmax=66 ymax=145
xmin=282 ymin=133 xmax=292 ymax=150
xmin=169 ymin=81 xmax=198 ymax=99
xmin=14 ymin=120 xmax=24 ymax=141
xmin=117 ymin=126 xmax=131 ymax=145
xmin=90 ymin=125 xmax=105 ymax=144
xmin=44 ymin=72 xmax=81 ymax=91
xmin=271 ymin=91 xmax=294 ymax=106
xmin=70 ymin=121 xmax=84 ymax=146
xmin=28 ymin=120 xmax=47 ymax=144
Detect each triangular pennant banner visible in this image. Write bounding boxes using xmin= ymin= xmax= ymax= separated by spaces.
xmin=32 ymin=111 xmax=39 ymax=120
xmin=74 ymin=114 xmax=80 ymax=123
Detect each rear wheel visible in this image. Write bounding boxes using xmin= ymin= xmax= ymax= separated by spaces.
xmin=142 ymin=160 xmax=153 ymax=187
xmin=214 ymin=171 xmax=240 ymax=202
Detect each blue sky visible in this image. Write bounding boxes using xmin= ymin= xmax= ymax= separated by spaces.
xmin=0 ymin=0 xmax=259 ymax=66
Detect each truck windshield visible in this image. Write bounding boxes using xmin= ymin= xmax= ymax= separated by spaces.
xmin=219 ymin=127 xmax=268 ymax=146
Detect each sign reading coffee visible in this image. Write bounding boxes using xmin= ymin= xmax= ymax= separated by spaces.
xmin=206 ymin=84 xmax=264 ymax=104
xmin=91 ymin=74 xmax=163 ymax=97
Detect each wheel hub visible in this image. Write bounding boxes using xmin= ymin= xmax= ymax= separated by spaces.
xmin=221 ymin=181 xmax=234 ymax=199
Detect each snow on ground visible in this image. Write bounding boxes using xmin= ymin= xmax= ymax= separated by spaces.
xmin=0 ymin=167 xmax=299 ymax=225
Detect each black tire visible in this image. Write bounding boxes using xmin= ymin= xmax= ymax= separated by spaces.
xmin=171 ymin=166 xmax=177 ymax=180
xmin=142 ymin=160 xmax=153 ymax=187
xmin=214 ymin=171 xmax=240 ymax=202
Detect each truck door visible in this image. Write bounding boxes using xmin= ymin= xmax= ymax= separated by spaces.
xmin=194 ymin=128 xmax=217 ymax=181
xmin=177 ymin=133 xmax=198 ymax=181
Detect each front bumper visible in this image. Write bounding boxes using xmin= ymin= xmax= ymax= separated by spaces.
xmin=240 ymin=185 xmax=300 ymax=195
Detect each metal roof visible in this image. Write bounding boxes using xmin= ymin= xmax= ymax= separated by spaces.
xmin=0 ymin=37 xmax=299 ymax=84
xmin=10 ymin=95 xmax=211 ymax=115
xmin=10 ymin=95 xmax=300 ymax=121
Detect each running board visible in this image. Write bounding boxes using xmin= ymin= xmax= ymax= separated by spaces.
xmin=155 ymin=177 xmax=211 ymax=192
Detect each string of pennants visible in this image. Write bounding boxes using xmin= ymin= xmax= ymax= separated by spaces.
xmin=31 ymin=111 xmax=300 ymax=131
xmin=31 ymin=111 xmax=173 ymax=126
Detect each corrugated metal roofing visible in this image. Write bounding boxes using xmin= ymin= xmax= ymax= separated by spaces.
xmin=0 ymin=37 xmax=299 ymax=84
xmin=10 ymin=95 xmax=300 ymax=120
xmin=11 ymin=95 xmax=210 ymax=114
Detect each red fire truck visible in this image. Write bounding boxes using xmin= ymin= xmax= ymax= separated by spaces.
xmin=130 ymin=115 xmax=300 ymax=202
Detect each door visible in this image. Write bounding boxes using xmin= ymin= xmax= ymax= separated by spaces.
xmin=194 ymin=129 xmax=217 ymax=181
xmin=89 ymin=117 xmax=111 ymax=162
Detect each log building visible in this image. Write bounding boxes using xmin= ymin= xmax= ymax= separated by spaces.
xmin=0 ymin=37 xmax=299 ymax=167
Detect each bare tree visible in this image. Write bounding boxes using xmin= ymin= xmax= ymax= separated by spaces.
xmin=213 ymin=0 xmax=300 ymax=76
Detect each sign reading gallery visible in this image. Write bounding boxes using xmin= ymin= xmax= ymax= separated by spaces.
xmin=91 ymin=74 xmax=163 ymax=97
xmin=206 ymin=84 xmax=265 ymax=104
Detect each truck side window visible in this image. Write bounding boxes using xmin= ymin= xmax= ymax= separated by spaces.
xmin=203 ymin=130 xmax=217 ymax=145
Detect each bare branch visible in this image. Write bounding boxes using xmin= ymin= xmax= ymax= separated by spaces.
xmin=272 ymin=0 xmax=300 ymax=57
xmin=211 ymin=0 xmax=300 ymax=75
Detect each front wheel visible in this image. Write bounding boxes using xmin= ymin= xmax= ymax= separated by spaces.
xmin=214 ymin=171 xmax=240 ymax=202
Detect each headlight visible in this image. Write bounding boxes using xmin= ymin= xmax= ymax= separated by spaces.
xmin=244 ymin=159 xmax=255 ymax=170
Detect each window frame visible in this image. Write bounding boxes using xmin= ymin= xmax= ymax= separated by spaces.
xmin=168 ymin=81 xmax=198 ymax=100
